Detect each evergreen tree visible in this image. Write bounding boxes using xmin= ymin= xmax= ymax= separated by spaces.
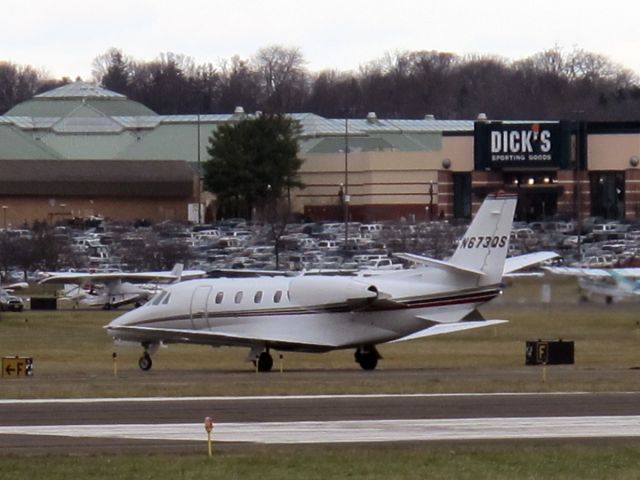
xmin=203 ymin=114 xmax=304 ymax=219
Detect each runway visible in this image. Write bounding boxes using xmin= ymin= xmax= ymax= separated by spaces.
xmin=3 ymin=392 xmax=640 ymax=453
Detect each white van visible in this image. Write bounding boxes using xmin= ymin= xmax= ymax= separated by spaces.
xmin=317 ymin=240 xmax=341 ymax=251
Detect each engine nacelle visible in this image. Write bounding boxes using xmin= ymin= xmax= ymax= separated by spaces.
xmin=289 ymin=276 xmax=378 ymax=307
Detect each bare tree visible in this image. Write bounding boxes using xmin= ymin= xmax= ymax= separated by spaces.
xmin=252 ymin=45 xmax=308 ymax=112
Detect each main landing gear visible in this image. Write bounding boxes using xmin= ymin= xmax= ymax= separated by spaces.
xmin=355 ymin=346 xmax=381 ymax=370
xmin=253 ymin=350 xmax=274 ymax=372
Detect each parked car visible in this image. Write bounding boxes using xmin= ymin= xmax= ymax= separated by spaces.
xmin=362 ymin=258 xmax=403 ymax=271
xmin=0 ymin=290 xmax=24 ymax=312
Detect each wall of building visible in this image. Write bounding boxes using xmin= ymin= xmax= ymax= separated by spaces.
xmin=441 ymin=135 xmax=474 ymax=171
xmin=0 ymin=196 xmax=189 ymax=228
xmin=588 ymin=133 xmax=640 ymax=170
xmin=297 ymin=149 xmax=448 ymax=221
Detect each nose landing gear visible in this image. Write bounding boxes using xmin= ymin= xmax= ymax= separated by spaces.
xmin=138 ymin=343 xmax=159 ymax=371
xmin=138 ymin=352 xmax=152 ymax=371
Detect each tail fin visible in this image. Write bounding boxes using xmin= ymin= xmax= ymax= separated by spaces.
xmin=608 ymin=270 xmax=637 ymax=293
xmin=448 ymin=192 xmax=517 ymax=285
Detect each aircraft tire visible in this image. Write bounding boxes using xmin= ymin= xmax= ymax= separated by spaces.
xmin=355 ymin=350 xmax=378 ymax=371
xmin=256 ymin=352 xmax=273 ymax=372
xmin=138 ymin=353 xmax=152 ymax=371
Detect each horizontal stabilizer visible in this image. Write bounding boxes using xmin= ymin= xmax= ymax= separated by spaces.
xmin=390 ymin=320 xmax=508 ymax=343
xmin=393 ymin=253 xmax=485 ymax=276
xmin=503 ymin=252 xmax=560 ymax=274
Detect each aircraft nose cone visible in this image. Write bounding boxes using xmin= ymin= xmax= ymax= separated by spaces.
xmin=106 ymin=308 xmax=139 ymax=328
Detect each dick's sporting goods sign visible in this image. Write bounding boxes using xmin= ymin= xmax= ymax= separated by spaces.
xmin=474 ymin=122 xmax=570 ymax=170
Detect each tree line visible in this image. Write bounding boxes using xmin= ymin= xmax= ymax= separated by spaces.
xmin=1 ymin=45 xmax=640 ymax=120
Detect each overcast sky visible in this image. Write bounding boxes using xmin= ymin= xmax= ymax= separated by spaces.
xmin=3 ymin=0 xmax=639 ymax=80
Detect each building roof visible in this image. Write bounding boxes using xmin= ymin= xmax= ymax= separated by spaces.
xmin=0 ymin=83 xmax=476 ymax=162
xmin=0 ymin=160 xmax=193 ymax=197
xmin=4 ymin=81 xmax=157 ymax=117
xmin=35 ymin=82 xmax=127 ymax=99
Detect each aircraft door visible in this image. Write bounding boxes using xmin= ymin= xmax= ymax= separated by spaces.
xmin=190 ymin=286 xmax=212 ymax=330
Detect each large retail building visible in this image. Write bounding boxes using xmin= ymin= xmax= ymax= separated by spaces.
xmin=0 ymin=81 xmax=639 ymax=226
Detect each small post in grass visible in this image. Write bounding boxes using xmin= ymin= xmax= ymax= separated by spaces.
xmin=112 ymin=352 xmax=118 ymax=377
xmin=204 ymin=416 xmax=213 ymax=458
xmin=279 ymin=354 xmax=284 ymax=374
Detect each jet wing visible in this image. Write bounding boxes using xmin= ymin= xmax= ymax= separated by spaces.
xmin=544 ymin=267 xmax=640 ymax=279
xmin=390 ymin=320 xmax=508 ymax=343
xmin=106 ymin=325 xmax=337 ymax=351
xmin=40 ymin=270 xmax=205 ymax=284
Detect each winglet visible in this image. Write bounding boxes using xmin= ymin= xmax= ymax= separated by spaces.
xmin=170 ymin=263 xmax=184 ymax=282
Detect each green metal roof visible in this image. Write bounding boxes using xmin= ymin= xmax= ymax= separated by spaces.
xmin=0 ymin=82 xmax=473 ymax=162
xmin=0 ymin=125 xmax=61 ymax=159
xmin=4 ymin=81 xmax=157 ymax=117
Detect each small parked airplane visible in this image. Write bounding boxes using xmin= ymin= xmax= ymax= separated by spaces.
xmin=106 ymin=192 xmax=556 ymax=372
xmin=40 ymin=264 xmax=205 ymax=309
xmin=544 ymin=266 xmax=640 ymax=304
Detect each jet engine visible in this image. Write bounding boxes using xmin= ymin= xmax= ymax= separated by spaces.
xmin=288 ymin=276 xmax=378 ymax=307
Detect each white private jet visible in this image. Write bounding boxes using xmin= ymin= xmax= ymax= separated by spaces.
xmin=40 ymin=264 xmax=205 ymax=309
xmin=106 ymin=192 xmax=556 ymax=372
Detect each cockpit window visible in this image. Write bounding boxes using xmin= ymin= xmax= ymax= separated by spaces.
xmin=151 ymin=291 xmax=168 ymax=305
xmin=161 ymin=293 xmax=171 ymax=305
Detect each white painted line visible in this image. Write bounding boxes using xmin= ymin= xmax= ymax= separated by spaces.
xmin=2 ymin=416 xmax=640 ymax=443
xmin=0 ymin=391 xmax=620 ymax=405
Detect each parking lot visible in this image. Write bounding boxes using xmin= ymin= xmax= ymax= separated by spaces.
xmin=2 ymin=214 xmax=640 ymax=281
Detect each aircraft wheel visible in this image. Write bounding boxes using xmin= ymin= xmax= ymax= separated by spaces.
xmin=606 ymin=296 xmax=613 ymax=305
xmin=138 ymin=353 xmax=152 ymax=371
xmin=255 ymin=352 xmax=273 ymax=372
xmin=355 ymin=350 xmax=378 ymax=371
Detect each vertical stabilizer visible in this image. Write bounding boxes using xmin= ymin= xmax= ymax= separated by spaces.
xmin=448 ymin=192 xmax=517 ymax=285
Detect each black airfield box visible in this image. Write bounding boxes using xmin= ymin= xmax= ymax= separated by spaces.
xmin=29 ymin=297 xmax=57 ymax=310
xmin=526 ymin=340 xmax=575 ymax=365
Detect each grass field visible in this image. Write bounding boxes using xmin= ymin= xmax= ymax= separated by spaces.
xmin=3 ymin=277 xmax=640 ymax=478
xmin=3 ymin=443 xmax=640 ymax=479
xmin=2 ymin=277 xmax=640 ymax=397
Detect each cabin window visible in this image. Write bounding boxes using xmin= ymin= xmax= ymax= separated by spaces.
xmin=161 ymin=293 xmax=171 ymax=305
xmin=234 ymin=291 xmax=243 ymax=304
xmin=254 ymin=291 xmax=263 ymax=303
xmin=215 ymin=291 xmax=224 ymax=304
xmin=273 ymin=290 xmax=283 ymax=303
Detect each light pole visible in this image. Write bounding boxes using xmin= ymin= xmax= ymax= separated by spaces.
xmin=1 ymin=206 xmax=7 ymax=229
xmin=197 ymin=112 xmax=202 ymax=224
xmin=428 ymin=181 xmax=434 ymax=221
xmin=343 ymin=114 xmax=350 ymax=250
